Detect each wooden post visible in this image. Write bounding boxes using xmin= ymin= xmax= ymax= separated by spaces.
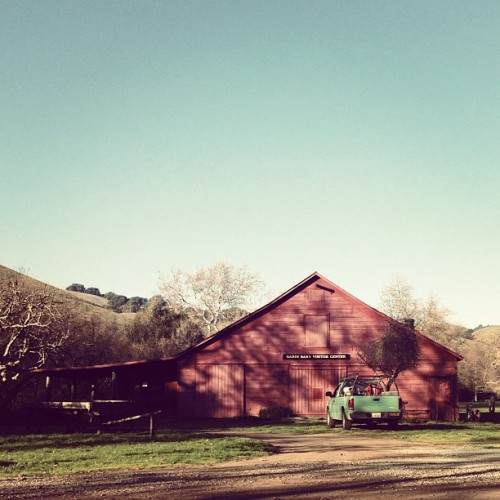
xmin=111 ymin=370 xmax=117 ymax=399
xmin=149 ymin=412 xmax=155 ymax=440
xmin=45 ymin=376 xmax=52 ymax=402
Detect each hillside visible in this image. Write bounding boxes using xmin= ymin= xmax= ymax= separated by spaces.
xmin=65 ymin=290 xmax=109 ymax=308
xmin=0 ymin=264 xmax=135 ymax=326
xmin=473 ymin=325 xmax=500 ymax=343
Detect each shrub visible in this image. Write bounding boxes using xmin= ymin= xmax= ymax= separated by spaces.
xmin=127 ymin=296 xmax=148 ymax=312
xmin=66 ymin=283 xmax=85 ymax=293
xmin=106 ymin=293 xmax=129 ymax=312
xmin=258 ymin=406 xmax=294 ymax=420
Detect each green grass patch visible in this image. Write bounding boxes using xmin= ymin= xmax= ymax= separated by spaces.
xmin=0 ymin=430 xmax=274 ymax=477
xmin=273 ymin=419 xmax=499 ymax=448
xmin=179 ymin=417 xmax=500 ymax=448
xmin=383 ymin=422 xmax=500 ymax=447
xmin=156 ymin=417 xmax=332 ymax=434
xmin=1 ymin=418 xmax=498 ymax=477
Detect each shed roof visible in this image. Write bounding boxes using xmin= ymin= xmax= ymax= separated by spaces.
xmin=33 ymin=358 xmax=177 ymax=381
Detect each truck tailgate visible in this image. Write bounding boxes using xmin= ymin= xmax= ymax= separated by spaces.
xmin=354 ymin=395 xmax=400 ymax=413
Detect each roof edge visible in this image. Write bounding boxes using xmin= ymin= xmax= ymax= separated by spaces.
xmin=176 ymin=271 xmax=323 ymax=359
xmin=317 ymin=278 xmax=464 ymax=361
xmin=32 ymin=357 xmax=176 ymax=375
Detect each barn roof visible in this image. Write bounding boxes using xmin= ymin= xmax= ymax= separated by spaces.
xmin=177 ymin=271 xmax=463 ymax=361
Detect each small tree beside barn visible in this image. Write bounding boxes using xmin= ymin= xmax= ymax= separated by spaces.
xmin=355 ymin=320 xmax=422 ymax=391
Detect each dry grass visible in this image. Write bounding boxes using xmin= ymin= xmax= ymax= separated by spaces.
xmin=0 ymin=264 xmax=135 ymax=325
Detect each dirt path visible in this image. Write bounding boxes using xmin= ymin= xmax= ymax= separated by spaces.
xmin=1 ymin=433 xmax=499 ymax=499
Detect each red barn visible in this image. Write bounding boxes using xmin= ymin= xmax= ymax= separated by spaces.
xmin=33 ymin=272 xmax=462 ymax=422
xmin=176 ymin=272 xmax=462 ymax=420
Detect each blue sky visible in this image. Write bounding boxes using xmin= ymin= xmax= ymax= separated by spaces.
xmin=1 ymin=1 xmax=499 ymax=327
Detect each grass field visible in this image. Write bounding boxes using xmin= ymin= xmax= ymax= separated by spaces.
xmin=184 ymin=417 xmax=500 ymax=447
xmin=0 ymin=418 xmax=498 ymax=477
xmin=0 ymin=429 xmax=274 ymax=476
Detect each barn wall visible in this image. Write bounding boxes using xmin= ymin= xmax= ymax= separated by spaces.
xmin=176 ymin=276 xmax=460 ymax=420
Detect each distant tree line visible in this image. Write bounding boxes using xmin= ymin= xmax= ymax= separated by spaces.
xmin=66 ymin=284 xmax=148 ymax=313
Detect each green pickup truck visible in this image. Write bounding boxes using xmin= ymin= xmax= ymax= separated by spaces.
xmin=325 ymin=375 xmax=402 ymax=430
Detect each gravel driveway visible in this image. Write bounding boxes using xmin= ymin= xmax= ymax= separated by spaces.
xmin=1 ymin=433 xmax=499 ymax=499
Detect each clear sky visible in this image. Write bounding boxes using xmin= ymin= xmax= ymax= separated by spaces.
xmin=1 ymin=1 xmax=499 ymax=328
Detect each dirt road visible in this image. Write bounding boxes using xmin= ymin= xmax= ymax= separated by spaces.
xmin=1 ymin=433 xmax=499 ymax=499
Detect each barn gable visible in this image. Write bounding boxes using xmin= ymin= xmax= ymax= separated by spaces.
xmin=176 ymin=272 xmax=462 ymax=420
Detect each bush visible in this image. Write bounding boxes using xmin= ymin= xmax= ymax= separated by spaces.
xmin=128 ymin=296 xmax=148 ymax=312
xmin=66 ymin=283 xmax=85 ymax=293
xmin=106 ymin=293 xmax=129 ymax=312
xmin=258 ymin=406 xmax=294 ymax=420
xmin=85 ymin=287 xmax=102 ymax=296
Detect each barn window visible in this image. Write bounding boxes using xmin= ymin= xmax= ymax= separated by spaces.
xmin=305 ymin=315 xmax=329 ymax=347
xmin=308 ymin=289 xmax=326 ymax=302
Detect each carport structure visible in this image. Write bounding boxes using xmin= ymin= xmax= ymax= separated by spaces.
xmin=31 ymin=358 xmax=177 ymax=429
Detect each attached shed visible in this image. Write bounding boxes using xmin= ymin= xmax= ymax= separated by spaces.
xmin=33 ymin=358 xmax=178 ymax=415
xmin=176 ymin=272 xmax=462 ymax=420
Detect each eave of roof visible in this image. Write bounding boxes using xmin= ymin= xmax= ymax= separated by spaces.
xmin=32 ymin=357 xmax=177 ymax=379
xmin=175 ymin=271 xmax=324 ymax=359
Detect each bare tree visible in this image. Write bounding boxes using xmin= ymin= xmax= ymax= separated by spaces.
xmin=459 ymin=338 xmax=500 ymax=400
xmin=0 ymin=278 xmax=69 ymax=384
xmin=355 ymin=321 xmax=421 ymax=391
xmin=56 ymin=314 xmax=130 ymax=367
xmin=380 ymin=276 xmax=424 ymax=325
xmin=159 ymin=262 xmax=263 ymax=335
xmin=380 ymin=276 xmax=464 ymax=350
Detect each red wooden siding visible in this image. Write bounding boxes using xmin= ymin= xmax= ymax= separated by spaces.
xmin=305 ymin=315 xmax=329 ymax=347
xmin=290 ymin=365 xmax=346 ymax=415
xmin=244 ymin=364 xmax=289 ymax=415
xmin=428 ymin=376 xmax=457 ymax=420
xmin=195 ymin=364 xmax=243 ymax=417
xmin=177 ymin=367 xmax=196 ymax=417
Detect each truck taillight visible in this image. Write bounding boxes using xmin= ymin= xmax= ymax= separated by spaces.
xmin=348 ymin=397 xmax=354 ymax=410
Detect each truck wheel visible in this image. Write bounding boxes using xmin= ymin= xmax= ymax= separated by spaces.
xmin=342 ymin=410 xmax=352 ymax=430
xmin=327 ymin=411 xmax=336 ymax=428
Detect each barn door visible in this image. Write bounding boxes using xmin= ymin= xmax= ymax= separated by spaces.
xmin=429 ymin=377 xmax=452 ymax=420
xmin=245 ymin=364 xmax=289 ymax=416
xmin=290 ymin=366 xmax=347 ymax=415
xmin=195 ymin=364 xmax=244 ymax=417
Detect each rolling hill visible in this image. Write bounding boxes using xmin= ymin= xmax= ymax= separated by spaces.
xmin=0 ymin=264 xmax=135 ymax=325
xmin=473 ymin=325 xmax=500 ymax=343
